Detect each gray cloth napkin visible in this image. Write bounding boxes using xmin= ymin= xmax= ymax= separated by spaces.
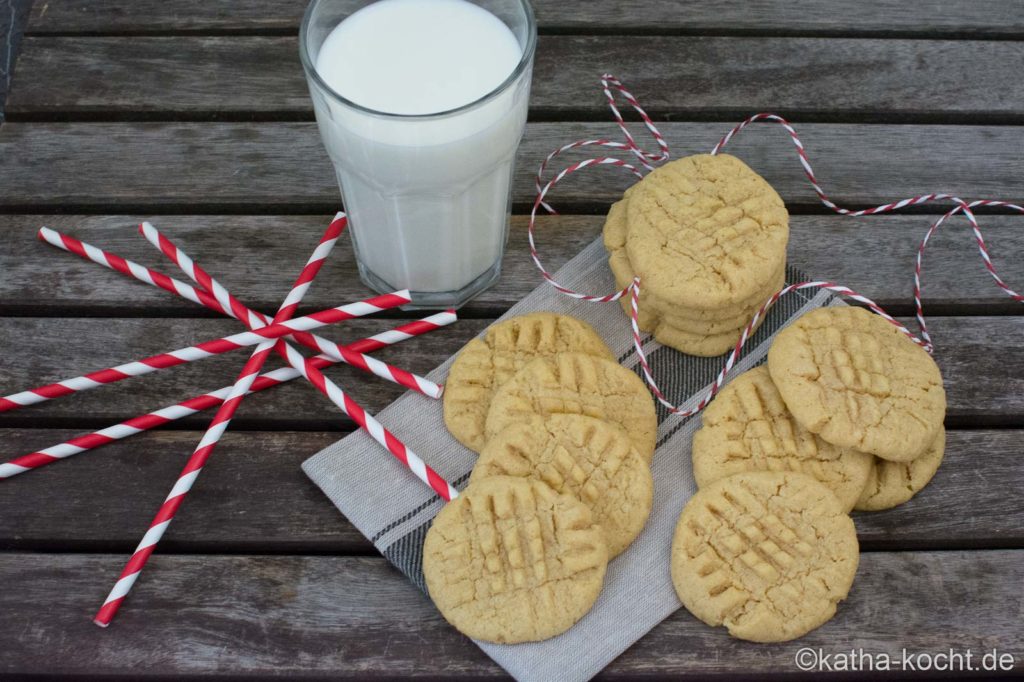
xmin=303 ymin=237 xmax=838 ymax=681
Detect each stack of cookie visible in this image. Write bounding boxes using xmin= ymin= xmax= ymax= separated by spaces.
xmin=603 ymin=153 xmax=790 ymax=357
xmin=675 ymin=305 xmax=947 ymax=642
xmin=428 ymin=312 xmax=658 ymax=643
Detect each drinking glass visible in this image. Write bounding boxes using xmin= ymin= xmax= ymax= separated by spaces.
xmin=300 ymin=0 xmax=537 ymax=308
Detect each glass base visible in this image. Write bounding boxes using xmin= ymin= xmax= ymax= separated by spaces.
xmin=356 ymin=259 xmax=503 ymax=310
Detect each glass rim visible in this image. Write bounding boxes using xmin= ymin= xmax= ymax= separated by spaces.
xmin=299 ymin=0 xmax=537 ymax=121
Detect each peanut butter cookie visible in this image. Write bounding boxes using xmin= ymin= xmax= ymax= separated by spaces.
xmin=692 ymin=367 xmax=873 ymax=511
xmin=604 ymin=197 xmax=783 ymax=356
xmin=671 ymin=471 xmax=859 ymax=642
xmin=644 ymin=311 xmax=773 ymax=358
xmin=768 ymin=307 xmax=946 ymax=462
xmin=624 ymin=154 xmax=789 ymax=311
xmin=855 ymin=426 xmax=945 ymax=511
xmin=605 ymin=198 xmax=782 ymax=326
xmin=485 ymin=352 xmax=658 ymax=462
xmin=472 ymin=415 xmax=653 ymax=557
xmin=423 ymin=476 xmax=608 ymax=643
xmin=444 ymin=313 xmax=614 ymax=452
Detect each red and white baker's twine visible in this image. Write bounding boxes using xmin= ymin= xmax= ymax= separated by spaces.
xmin=530 ymin=74 xmax=1024 ymax=417
xmin=95 ymin=214 xmax=347 ymax=626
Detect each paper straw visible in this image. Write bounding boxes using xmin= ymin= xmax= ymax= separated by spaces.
xmin=40 ymin=224 xmax=442 ymax=398
xmin=94 ymin=215 xmax=344 ymax=627
xmin=139 ymin=221 xmax=443 ymax=399
xmin=38 ymin=226 xmax=232 ymax=316
xmin=277 ymin=340 xmax=458 ymax=501
xmin=0 ymin=291 xmax=411 ymax=412
xmin=0 ymin=313 xmax=455 ymax=480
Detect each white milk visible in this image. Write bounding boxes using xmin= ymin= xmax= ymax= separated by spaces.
xmin=308 ymin=0 xmax=531 ymax=300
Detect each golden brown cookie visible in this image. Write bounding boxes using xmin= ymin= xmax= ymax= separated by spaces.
xmin=443 ymin=313 xmax=614 ymax=452
xmin=767 ymin=307 xmax=946 ymax=462
xmin=692 ymin=366 xmax=873 ymax=511
xmin=624 ymin=154 xmax=789 ymax=311
xmin=472 ymin=414 xmax=653 ymax=557
xmin=671 ymin=471 xmax=859 ymax=643
xmin=644 ymin=304 xmax=774 ymax=357
xmin=604 ymin=198 xmax=782 ymax=326
xmin=423 ymin=476 xmax=608 ymax=643
xmin=855 ymin=426 xmax=945 ymax=511
xmin=485 ymin=352 xmax=658 ymax=462
xmin=604 ymin=198 xmax=783 ymax=356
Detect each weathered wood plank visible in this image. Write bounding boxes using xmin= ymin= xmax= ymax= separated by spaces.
xmin=1 ymin=551 xmax=1021 ymax=677
xmin=0 ymin=316 xmax=1020 ymax=428
xmin=0 ymin=215 xmax=597 ymax=317
xmin=11 ymin=35 xmax=1024 ymax=121
xmin=0 ymin=429 xmax=369 ymax=553
xmin=1 ymin=122 xmax=1023 ymax=211
xmin=0 ymin=317 xmax=487 ymax=429
xmin=26 ymin=0 xmax=1024 ymax=37
xmin=1 ymin=428 xmax=1020 ymax=553
xmin=2 ymin=214 xmax=1022 ymax=317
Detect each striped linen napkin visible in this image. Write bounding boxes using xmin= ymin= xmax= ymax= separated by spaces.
xmin=302 ymin=235 xmax=838 ymax=682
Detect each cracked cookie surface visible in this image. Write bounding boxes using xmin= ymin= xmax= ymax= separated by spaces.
xmin=693 ymin=366 xmax=873 ymax=511
xmin=671 ymin=471 xmax=859 ymax=643
xmin=768 ymin=307 xmax=946 ymax=462
xmin=472 ymin=414 xmax=653 ymax=557
xmin=423 ymin=476 xmax=608 ymax=643
xmin=485 ymin=352 xmax=658 ymax=462
xmin=624 ymin=154 xmax=789 ymax=311
xmin=604 ymin=197 xmax=783 ymax=356
xmin=605 ymin=198 xmax=783 ymax=323
xmin=444 ymin=313 xmax=614 ymax=452
xmin=856 ymin=426 xmax=945 ymax=511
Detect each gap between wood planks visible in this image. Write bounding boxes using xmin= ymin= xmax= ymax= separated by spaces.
xmin=2 ymin=427 xmax=1022 ymax=556
xmin=15 ymin=109 xmax=1024 ymax=127
xmin=1 ymin=300 xmax=1023 ymax=320
xmin=0 ymin=412 xmax=1017 ymax=435
xmin=3 ymin=202 xmax=1024 ymax=217
xmin=5 ymin=540 xmax=1022 ymax=557
xmin=24 ymin=27 xmax=1024 ymax=41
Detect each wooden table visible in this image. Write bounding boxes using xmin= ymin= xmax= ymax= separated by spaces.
xmin=1 ymin=1 xmax=1023 ymax=678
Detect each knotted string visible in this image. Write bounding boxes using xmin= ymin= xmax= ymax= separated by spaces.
xmin=528 ymin=74 xmax=1022 ymax=416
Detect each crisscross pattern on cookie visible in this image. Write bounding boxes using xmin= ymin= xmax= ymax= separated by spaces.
xmin=472 ymin=415 xmax=653 ymax=557
xmin=671 ymin=472 xmax=858 ymax=642
xmin=527 ymin=74 xmax=1023 ymax=418
xmin=693 ymin=367 xmax=872 ymax=510
xmin=768 ymin=307 xmax=945 ymax=461
xmin=485 ymin=352 xmax=658 ymax=462
xmin=423 ymin=477 xmax=607 ymax=643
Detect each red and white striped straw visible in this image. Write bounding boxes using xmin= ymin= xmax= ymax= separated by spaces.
xmin=138 ymin=220 xmax=443 ymax=399
xmin=39 ymin=223 xmax=442 ymax=399
xmin=0 ymin=291 xmax=411 ymax=412
xmin=0 ymin=313 xmax=455 ymax=480
xmin=277 ymin=340 xmax=458 ymax=502
xmin=95 ymin=216 xmax=344 ymax=626
xmin=38 ymin=226 xmax=230 ymax=315
xmin=526 ymin=74 xmax=1024 ymax=417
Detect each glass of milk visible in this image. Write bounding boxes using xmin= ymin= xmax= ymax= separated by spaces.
xmin=300 ymin=0 xmax=536 ymax=308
